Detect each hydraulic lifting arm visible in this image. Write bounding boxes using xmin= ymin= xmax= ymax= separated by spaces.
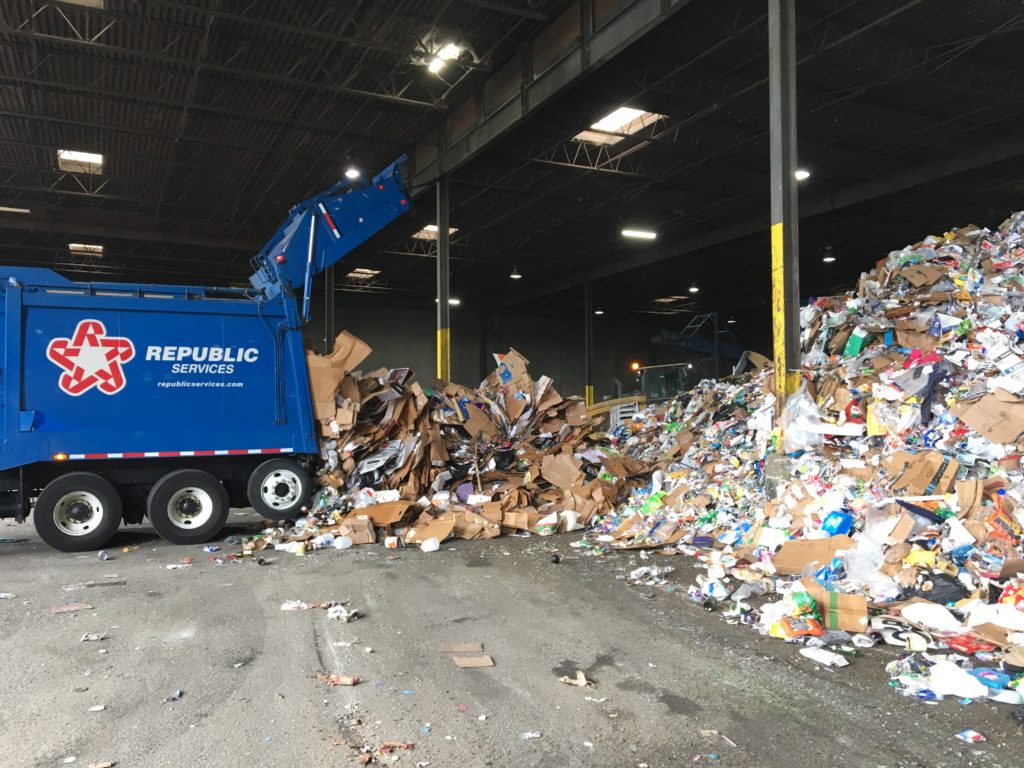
xmin=248 ymin=155 xmax=410 ymax=318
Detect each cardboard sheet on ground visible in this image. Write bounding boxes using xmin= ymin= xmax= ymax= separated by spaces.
xmin=405 ymin=516 xmax=455 ymax=544
xmin=952 ymin=390 xmax=1024 ymax=444
xmin=453 ymin=655 xmax=494 ymax=668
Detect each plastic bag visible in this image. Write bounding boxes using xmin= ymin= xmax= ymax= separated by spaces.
xmin=780 ymin=382 xmax=824 ymax=453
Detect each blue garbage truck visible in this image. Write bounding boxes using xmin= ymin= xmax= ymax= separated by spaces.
xmin=0 ymin=157 xmax=410 ymax=551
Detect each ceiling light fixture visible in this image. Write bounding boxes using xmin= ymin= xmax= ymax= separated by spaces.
xmin=57 ymin=149 xmax=104 ymax=174
xmin=0 ymin=205 xmax=31 ymax=214
xmin=688 ymin=284 xmax=699 ymax=294
xmin=412 ymin=223 xmax=459 ymax=240
xmin=509 ymin=266 xmax=522 ymax=280
xmin=68 ymin=243 xmax=104 ymax=255
xmin=794 ymin=168 xmax=810 ymax=181
xmin=727 ymin=316 xmax=737 ymax=324
xmin=622 ymin=228 xmax=657 ymax=240
xmin=434 ymin=297 xmax=461 ymax=305
xmin=594 ymin=309 xmax=605 ymax=316
xmin=576 ymin=107 xmax=666 ymax=145
xmin=822 ymin=245 xmax=836 ymax=263
xmin=347 ymin=267 xmax=380 ymax=280
xmin=345 ymin=167 xmax=360 ymax=180
xmin=428 ymin=42 xmax=461 ymax=74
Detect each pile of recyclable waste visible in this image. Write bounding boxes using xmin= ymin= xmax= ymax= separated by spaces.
xmin=238 ymin=344 xmax=650 ymax=554
xmin=580 ymin=211 xmax=1024 ymax=709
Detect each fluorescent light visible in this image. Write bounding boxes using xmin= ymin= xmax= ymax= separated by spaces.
xmin=688 ymin=284 xmax=699 ymax=294
xmin=727 ymin=317 xmax=737 ymax=324
xmin=794 ymin=169 xmax=810 ymax=181
xmin=437 ymin=43 xmax=461 ymax=60
xmin=575 ymin=107 xmax=665 ymax=145
xmin=57 ymin=149 xmax=104 ymax=174
xmin=68 ymin=243 xmax=103 ymax=255
xmin=0 ymin=206 xmax=31 ymax=214
xmin=347 ymin=267 xmax=379 ymax=280
xmin=594 ymin=309 xmax=605 ymax=316
xmin=345 ymin=167 xmax=360 ymax=180
xmin=509 ymin=266 xmax=522 ymax=280
xmin=622 ymin=228 xmax=657 ymax=240
xmin=412 ymin=223 xmax=459 ymax=240
xmin=822 ymin=255 xmax=836 ymax=263
xmin=434 ymin=297 xmax=461 ymax=305
xmin=428 ymin=57 xmax=444 ymax=74
xmin=653 ymin=295 xmax=686 ymax=303
xmin=822 ymin=245 xmax=836 ymax=263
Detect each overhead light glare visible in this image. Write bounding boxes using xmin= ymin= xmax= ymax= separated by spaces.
xmin=622 ymin=228 xmax=657 ymax=240
xmin=822 ymin=245 xmax=836 ymax=263
xmin=0 ymin=206 xmax=31 ymax=214
xmin=347 ymin=267 xmax=380 ymax=280
xmin=509 ymin=266 xmax=522 ymax=280
xmin=437 ymin=43 xmax=462 ymax=60
xmin=794 ymin=168 xmax=810 ymax=181
xmin=653 ymin=295 xmax=686 ymax=303
xmin=575 ymin=107 xmax=666 ymax=145
xmin=594 ymin=309 xmax=605 ymax=316
xmin=68 ymin=243 xmax=104 ymax=255
xmin=630 ymin=361 xmax=640 ymax=372
xmin=345 ymin=167 xmax=360 ymax=180
xmin=412 ymin=223 xmax=459 ymax=240
xmin=434 ymin=297 xmax=461 ymax=305
xmin=822 ymin=255 xmax=836 ymax=263
xmin=727 ymin=316 xmax=737 ymax=324
xmin=428 ymin=57 xmax=444 ymax=74
xmin=688 ymin=284 xmax=699 ymax=294
xmin=57 ymin=149 xmax=104 ymax=174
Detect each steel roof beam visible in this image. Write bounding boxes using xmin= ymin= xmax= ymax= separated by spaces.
xmin=410 ymin=0 xmax=694 ymax=192
xmin=500 ymin=133 xmax=1024 ymax=306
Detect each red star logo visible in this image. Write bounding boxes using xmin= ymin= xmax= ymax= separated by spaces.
xmin=46 ymin=319 xmax=136 ymax=396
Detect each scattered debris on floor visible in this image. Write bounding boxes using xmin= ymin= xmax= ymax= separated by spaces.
xmin=558 ymin=670 xmax=595 ymax=687
xmin=161 ymin=690 xmax=184 ymax=703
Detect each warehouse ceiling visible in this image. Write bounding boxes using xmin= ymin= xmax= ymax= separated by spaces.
xmin=2 ymin=0 xmax=1024 ymax=343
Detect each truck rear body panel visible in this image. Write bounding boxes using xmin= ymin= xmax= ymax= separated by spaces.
xmin=1 ymin=268 xmax=317 ymax=472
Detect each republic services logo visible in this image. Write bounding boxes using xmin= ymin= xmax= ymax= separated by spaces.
xmin=46 ymin=319 xmax=136 ymax=396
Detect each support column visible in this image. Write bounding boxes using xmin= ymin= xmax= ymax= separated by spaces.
xmin=436 ymin=175 xmax=451 ymax=382
xmin=584 ymin=280 xmax=594 ymax=406
xmin=769 ymin=0 xmax=801 ymax=407
xmin=323 ymin=264 xmax=335 ymax=354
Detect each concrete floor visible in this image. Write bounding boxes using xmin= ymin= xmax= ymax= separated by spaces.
xmin=1 ymin=512 xmax=1019 ymax=768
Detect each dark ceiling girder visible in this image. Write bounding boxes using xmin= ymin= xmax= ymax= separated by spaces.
xmin=0 ymin=72 xmax=422 ymax=147
xmin=0 ymin=207 xmax=264 ymax=252
xmin=0 ymin=27 xmax=444 ymax=111
xmin=457 ymin=0 xmax=549 ymax=21
xmin=501 ymin=133 xmax=1024 ymax=306
xmin=410 ymin=0 xmax=694 ymax=192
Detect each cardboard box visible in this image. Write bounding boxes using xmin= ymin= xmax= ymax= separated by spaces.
xmin=801 ymin=579 xmax=869 ymax=632
xmin=339 ymin=518 xmax=375 ymax=545
xmin=355 ymin=501 xmax=413 ymax=527
xmin=405 ymin=515 xmax=455 ymax=544
xmin=889 ymin=451 xmax=959 ymax=496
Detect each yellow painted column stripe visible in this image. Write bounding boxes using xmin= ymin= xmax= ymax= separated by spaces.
xmin=436 ymin=327 xmax=450 ymax=382
xmin=584 ymin=384 xmax=594 ymax=407
xmin=770 ymin=221 xmax=800 ymax=409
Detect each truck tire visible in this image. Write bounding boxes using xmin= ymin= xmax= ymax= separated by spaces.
xmin=247 ymin=459 xmax=311 ymax=520
xmin=147 ymin=469 xmax=229 ymax=545
xmin=34 ymin=473 xmax=123 ymax=552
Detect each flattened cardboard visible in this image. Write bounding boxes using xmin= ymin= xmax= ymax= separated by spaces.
xmin=801 ymin=580 xmax=869 ymax=632
xmin=355 ymin=501 xmax=413 ymax=526
xmin=453 ymin=655 xmax=494 ymax=668
xmin=540 ymin=453 xmax=583 ymax=489
xmin=405 ymin=516 xmax=455 ymax=544
xmin=306 ymin=331 xmax=372 ymax=421
xmin=998 ymin=559 xmax=1024 ymax=579
xmin=953 ymin=391 xmax=1024 ymax=444
xmin=772 ymin=535 xmax=856 ymax=576
xmin=890 ymin=451 xmax=959 ymax=496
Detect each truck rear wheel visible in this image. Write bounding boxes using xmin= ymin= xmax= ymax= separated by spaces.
xmin=247 ymin=459 xmax=311 ymax=520
xmin=147 ymin=469 xmax=229 ymax=545
xmin=34 ymin=473 xmax=123 ymax=552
